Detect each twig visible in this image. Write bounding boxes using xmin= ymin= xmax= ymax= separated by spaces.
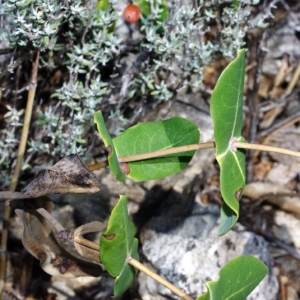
xmin=74 ymin=237 xmax=193 ymax=300
xmin=87 ymin=139 xmax=300 ymax=172
xmin=286 ymin=60 xmax=300 ymax=95
xmin=74 ymin=236 xmax=99 ymax=251
xmin=235 ymin=142 xmax=300 ymax=158
xmin=127 ymin=257 xmax=194 ymax=300
xmin=258 ymin=105 xmax=300 ymax=139
xmin=87 ymin=142 xmax=215 ymax=171
xmin=0 ymin=51 xmax=40 ymax=297
xmin=0 ymin=192 xmax=19 ymax=200
xmin=88 ymin=139 xmax=300 ymax=171
xmin=118 ymin=142 xmax=215 ymax=163
xmin=254 ymin=112 xmax=300 ymax=159
xmin=87 ymin=160 xmax=108 ymax=171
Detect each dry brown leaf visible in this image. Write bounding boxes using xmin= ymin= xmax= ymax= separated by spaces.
xmin=15 ymin=201 xmax=103 ymax=278
xmin=244 ymin=182 xmax=300 ymax=215
xmin=74 ymin=221 xmax=106 ymax=237
xmin=267 ymin=194 xmax=300 ymax=215
xmin=73 ymin=221 xmax=106 ymax=263
xmin=10 ymin=154 xmax=100 ymax=202
xmin=244 ymin=182 xmax=290 ymax=199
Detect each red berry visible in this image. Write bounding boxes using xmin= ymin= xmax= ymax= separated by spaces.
xmin=123 ymin=4 xmax=141 ymax=23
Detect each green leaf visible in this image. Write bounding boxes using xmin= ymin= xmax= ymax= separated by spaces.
xmin=94 ymin=111 xmax=126 ymax=181
xmin=100 ymin=196 xmax=139 ymax=297
xmin=114 ymin=238 xmax=139 ymax=297
xmin=95 ymin=0 xmax=116 ymax=33
xmin=210 ymin=49 xmax=246 ymax=235
xmin=96 ymin=0 xmax=109 ymax=10
xmin=113 ymin=117 xmax=200 ymax=181
xmin=134 ymin=0 xmax=168 ymax=25
xmin=197 ymin=256 xmax=268 ymax=300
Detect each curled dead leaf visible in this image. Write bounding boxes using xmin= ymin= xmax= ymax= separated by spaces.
xmin=73 ymin=221 xmax=106 ymax=263
xmin=8 ymin=154 xmax=100 ymax=206
xmin=15 ymin=200 xmax=103 ymax=278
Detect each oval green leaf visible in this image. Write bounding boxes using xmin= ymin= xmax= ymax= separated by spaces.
xmin=210 ymin=49 xmax=246 ymax=235
xmin=100 ymin=195 xmax=139 ymax=297
xmin=94 ymin=111 xmax=126 ymax=181
xmin=113 ymin=117 xmax=200 ymax=181
xmin=197 ymin=256 xmax=268 ymax=300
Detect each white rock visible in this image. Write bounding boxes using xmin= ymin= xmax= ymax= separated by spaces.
xmin=273 ymin=211 xmax=300 ymax=253
xmin=139 ymin=203 xmax=278 ymax=300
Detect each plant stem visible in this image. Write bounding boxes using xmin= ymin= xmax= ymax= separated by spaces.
xmin=74 ymin=237 xmax=194 ymax=300
xmin=88 ymin=160 xmax=108 ymax=171
xmin=74 ymin=236 xmax=99 ymax=251
xmin=87 ymin=142 xmax=215 ymax=171
xmin=0 ymin=51 xmax=40 ymax=297
xmin=88 ymin=140 xmax=300 ymax=172
xmin=235 ymin=142 xmax=300 ymax=158
xmin=118 ymin=142 xmax=215 ymax=163
xmin=0 ymin=192 xmax=19 ymax=200
xmin=127 ymin=257 xmax=194 ymax=300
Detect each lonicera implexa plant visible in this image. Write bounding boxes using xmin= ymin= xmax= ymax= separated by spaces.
xmin=4 ymin=49 xmax=298 ymax=299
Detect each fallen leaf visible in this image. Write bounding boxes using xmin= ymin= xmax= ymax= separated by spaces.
xmin=15 ymin=200 xmax=103 ymax=278
xmin=244 ymin=182 xmax=290 ymax=199
xmin=244 ymin=182 xmax=300 ymax=215
xmin=10 ymin=154 xmax=100 ymax=203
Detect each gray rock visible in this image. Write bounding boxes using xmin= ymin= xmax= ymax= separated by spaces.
xmin=138 ymin=202 xmax=279 ymax=300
